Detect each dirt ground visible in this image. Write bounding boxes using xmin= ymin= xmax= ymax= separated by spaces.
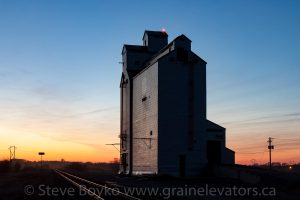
xmin=0 ymin=167 xmax=299 ymax=200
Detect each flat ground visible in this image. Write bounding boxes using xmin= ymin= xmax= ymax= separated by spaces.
xmin=0 ymin=169 xmax=93 ymax=200
xmin=67 ymin=169 xmax=300 ymax=200
xmin=0 ymin=166 xmax=299 ymax=200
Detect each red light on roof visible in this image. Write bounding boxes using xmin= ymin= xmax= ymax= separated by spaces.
xmin=161 ymin=28 xmax=167 ymax=34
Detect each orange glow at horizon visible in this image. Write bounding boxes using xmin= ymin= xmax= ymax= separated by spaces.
xmin=1 ymin=128 xmax=299 ymax=165
xmin=0 ymin=121 xmax=119 ymax=163
xmin=233 ymin=149 xmax=300 ymax=165
xmin=1 ymin=110 xmax=299 ymax=164
xmin=0 ymin=0 xmax=299 ymax=168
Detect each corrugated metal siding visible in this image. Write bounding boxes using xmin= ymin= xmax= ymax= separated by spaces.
xmin=120 ymin=78 xmax=131 ymax=174
xmin=132 ymin=63 xmax=158 ymax=174
xmin=157 ymin=51 xmax=208 ymax=176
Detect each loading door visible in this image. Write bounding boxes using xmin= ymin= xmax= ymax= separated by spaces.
xmin=121 ymin=153 xmax=128 ymax=172
xmin=207 ymin=140 xmax=221 ymax=164
xmin=179 ymin=154 xmax=186 ymax=177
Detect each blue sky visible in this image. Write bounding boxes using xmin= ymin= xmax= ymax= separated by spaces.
xmin=0 ymin=0 xmax=299 ymax=163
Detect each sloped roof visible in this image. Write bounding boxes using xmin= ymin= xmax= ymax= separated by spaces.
xmin=206 ymin=120 xmax=225 ymax=130
xmin=142 ymin=34 xmax=205 ymax=67
xmin=143 ymin=30 xmax=168 ymax=40
xmin=122 ymin=45 xmax=148 ymax=54
xmin=174 ymin=34 xmax=191 ymax=42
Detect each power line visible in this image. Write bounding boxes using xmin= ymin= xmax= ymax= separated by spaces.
xmin=234 ymin=144 xmax=266 ymax=151
xmin=236 ymin=151 xmax=265 ymax=154
xmin=273 ymin=147 xmax=300 ymax=151
xmin=274 ymin=138 xmax=300 ymax=142
xmin=275 ymin=142 xmax=300 ymax=148
xmin=258 ymin=150 xmax=267 ymax=162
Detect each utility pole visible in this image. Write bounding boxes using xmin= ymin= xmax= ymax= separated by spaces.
xmin=8 ymin=146 xmax=17 ymax=161
xmin=268 ymin=137 xmax=274 ymax=170
xmin=38 ymin=152 xmax=45 ymax=169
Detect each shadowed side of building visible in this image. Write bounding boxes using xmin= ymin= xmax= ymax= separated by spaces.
xmin=120 ymin=30 xmax=234 ymax=176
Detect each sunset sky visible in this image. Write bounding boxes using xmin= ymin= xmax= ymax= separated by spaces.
xmin=0 ymin=0 xmax=299 ymax=164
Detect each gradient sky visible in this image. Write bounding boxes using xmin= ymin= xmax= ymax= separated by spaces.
xmin=0 ymin=0 xmax=299 ymax=164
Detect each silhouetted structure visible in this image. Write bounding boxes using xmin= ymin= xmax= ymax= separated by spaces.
xmin=120 ymin=30 xmax=234 ymax=176
xmin=8 ymin=146 xmax=16 ymax=161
